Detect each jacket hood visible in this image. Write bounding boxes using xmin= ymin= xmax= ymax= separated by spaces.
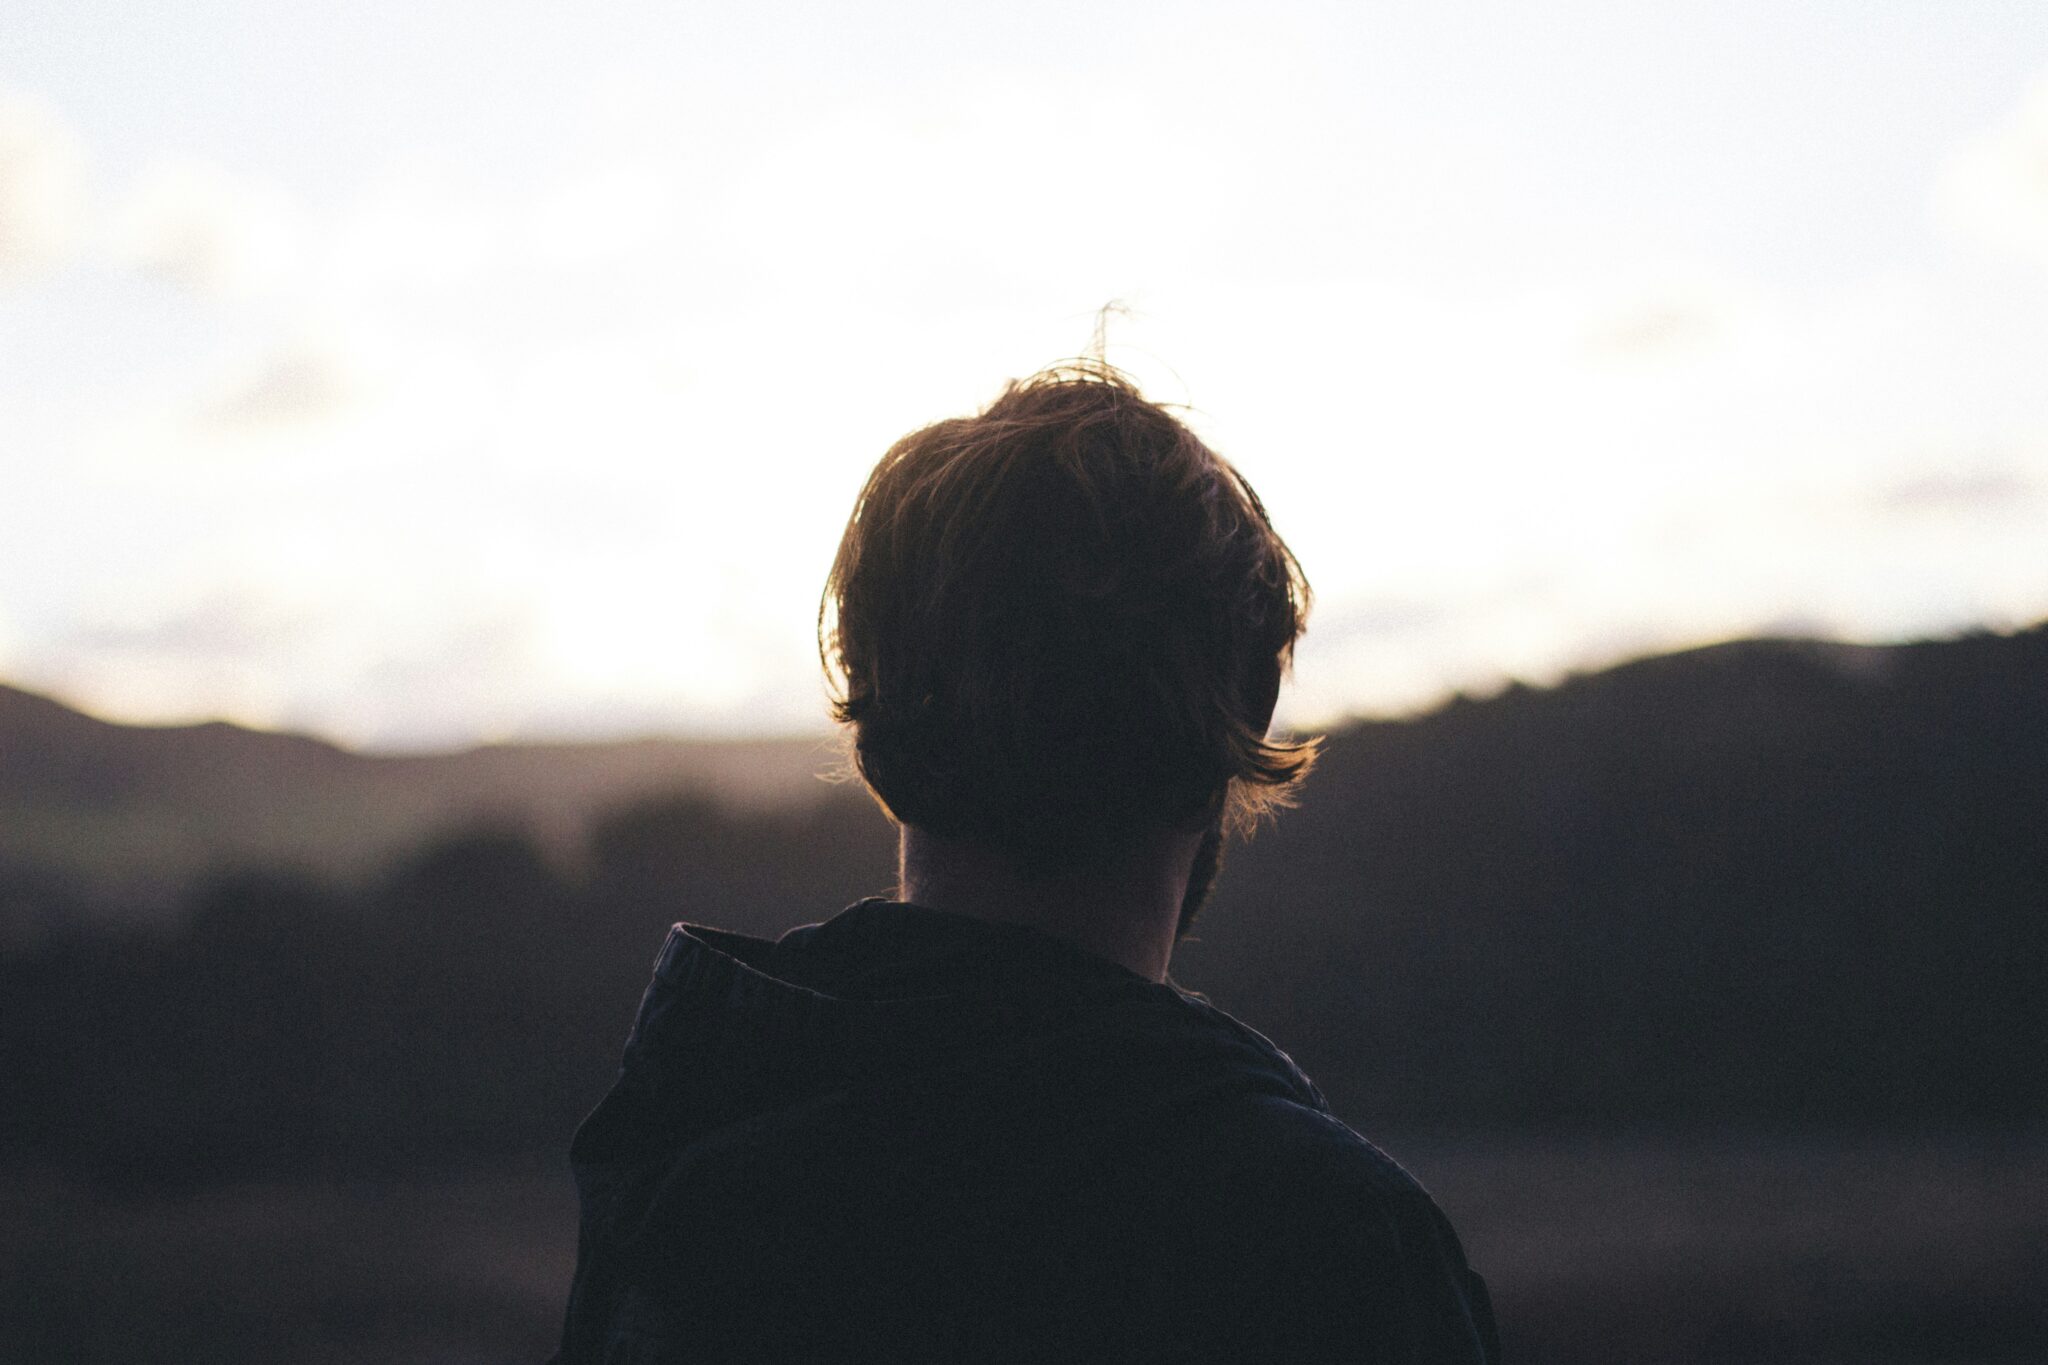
xmin=574 ymin=898 xmax=1326 ymax=1174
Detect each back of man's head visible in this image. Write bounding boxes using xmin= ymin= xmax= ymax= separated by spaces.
xmin=823 ymin=362 xmax=1316 ymax=873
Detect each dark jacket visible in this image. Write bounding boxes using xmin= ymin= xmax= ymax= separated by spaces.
xmin=554 ymin=899 xmax=1499 ymax=1363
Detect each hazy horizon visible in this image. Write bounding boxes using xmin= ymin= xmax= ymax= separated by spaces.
xmin=10 ymin=613 xmax=2033 ymax=755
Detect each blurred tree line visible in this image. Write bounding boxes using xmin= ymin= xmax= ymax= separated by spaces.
xmin=1 ymin=626 xmax=2042 ymax=1185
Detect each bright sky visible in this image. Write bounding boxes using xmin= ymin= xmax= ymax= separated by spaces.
xmin=3 ymin=3 xmax=2047 ymax=747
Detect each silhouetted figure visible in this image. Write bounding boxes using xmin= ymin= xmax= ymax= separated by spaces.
xmin=551 ymin=364 xmax=1499 ymax=1362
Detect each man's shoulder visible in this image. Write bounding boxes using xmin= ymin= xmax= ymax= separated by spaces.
xmin=1139 ymin=1045 xmax=1451 ymax=1255
xmin=1140 ymin=1073 xmax=1499 ymax=1362
xmin=1093 ymin=994 xmax=1458 ymax=1240
xmin=1162 ymin=988 xmax=1332 ymax=1102
xmin=1147 ymin=991 xmax=1419 ymax=1193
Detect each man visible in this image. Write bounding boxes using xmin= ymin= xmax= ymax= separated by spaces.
xmin=553 ymin=364 xmax=1499 ymax=1362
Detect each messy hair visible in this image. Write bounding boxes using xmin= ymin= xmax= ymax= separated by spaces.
xmin=821 ymin=362 xmax=1317 ymax=869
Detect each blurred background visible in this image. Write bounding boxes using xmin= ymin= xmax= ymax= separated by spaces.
xmin=2 ymin=3 xmax=2045 ymax=1361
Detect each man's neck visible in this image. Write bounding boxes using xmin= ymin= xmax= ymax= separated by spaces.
xmin=895 ymin=825 xmax=1201 ymax=983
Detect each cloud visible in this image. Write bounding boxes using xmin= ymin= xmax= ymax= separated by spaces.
xmin=1570 ymin=268 xmax=1770 ymax=364
xmin=1937 ymin=75 xmax=2048 ymax=270
xmin=1582 ymin=299 xmax=1723 ymax=359
xmin=1873 ymin=465 xmax=2037 ymax=516
xmin=195 ymin=341 xmax=362 ymax=431
xmin=37 ymin=589 xmax=324 ymax=732
xmin=66 ymin=591 xmax=315 ymax=660
xmin=1306 ymin=595 xmax=1457 ymax=646
xmin=111 ymin=159 xmax=299 ymax=297
xmin=0 ymin=94 xmax=84 ymax=282
xmin=335 ymin=612 xmax=543 ymax=748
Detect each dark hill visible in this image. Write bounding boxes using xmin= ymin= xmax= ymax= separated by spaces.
xmin=1176 ymin=623 xmax=2048 ymax=1128
xmin=0 ymin=622 xmax=2042 ymax=1181
xmin=0 ymin=685 xmax=842 ymax=931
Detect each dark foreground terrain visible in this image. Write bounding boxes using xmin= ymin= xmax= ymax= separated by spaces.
xmin=3 ymin=1131 xmax=2040 ymax=1365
